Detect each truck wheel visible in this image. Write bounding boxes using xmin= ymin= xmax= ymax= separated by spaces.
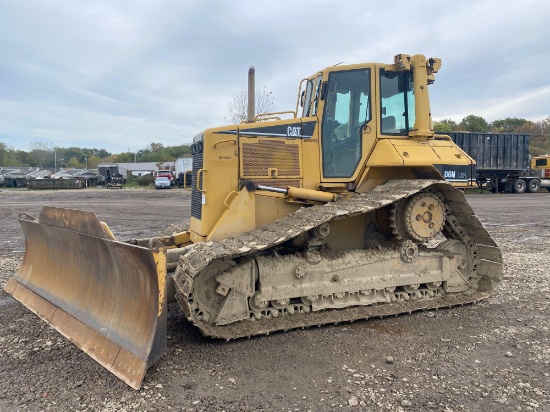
xmin=512 ymin=179 xmax=526 ymax=194
xmin=526 ymin=179 xmax=541 ymax=193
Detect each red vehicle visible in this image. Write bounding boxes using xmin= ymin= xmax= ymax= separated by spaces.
xmin=155 ymin=170 xmax=174 ymax=186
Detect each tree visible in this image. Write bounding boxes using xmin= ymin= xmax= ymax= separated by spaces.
xmin=11 ymin=149 xmax=32 ymax=166
xmin=433 ymin=119 xmax=458 ymax=133
xmin=0 ymin=142 xmax=195 ymax=167
xmin=28 ymin=141 xmax=55 ymax=167
xmin=66 ymin=157 xmax=81 ymax=168
xmin=227 ymin=85 xmax=275 ymax=124
xmin=87 ymin=154 xmax=101 ymax=169
xmin=491 ymin=117 xmax=528 ymax=133
xmin=458 ymin=115 xmax=491 ymax=133
xmin=0 ymin=142 xmax=8 ymax=165
xmin=516 ymin=118 xmax=550 ymax=155
xmin=165 ymin=144 xmax=191 ymax=159
xmin=113 ymin=152 xmax=135 ymax=163
xmin=28 ymin=141 xmax=54 ymax=152
xmin=149 ymin=143 xmax=165 ymax=152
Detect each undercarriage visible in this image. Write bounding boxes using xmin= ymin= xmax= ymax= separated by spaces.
xmin=173 ymin=180 xmax=502 ymax=339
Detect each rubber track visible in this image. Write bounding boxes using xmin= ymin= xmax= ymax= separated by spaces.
xmin=173 ymin=180 xmax=503 ymax=340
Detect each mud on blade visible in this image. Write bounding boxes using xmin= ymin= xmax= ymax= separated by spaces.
xmin=3 ymin=206 xmax=167 ymax=390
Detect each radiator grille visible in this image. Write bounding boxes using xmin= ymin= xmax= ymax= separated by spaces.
xmin=242 ymin=140 xmax=301 ymax=177
xmin=191 ymin=140 xmax=203 ymax=220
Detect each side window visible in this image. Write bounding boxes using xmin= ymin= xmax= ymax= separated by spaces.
xmin=301 ymin=80 xmax=313 ymax=117
xmin=379 ymin=70 xmax=415 ymax=135
xmin=312 ymin=74 xmax=323 ymax=116
xmin=321 ymin=69 xmax=371 ymax=178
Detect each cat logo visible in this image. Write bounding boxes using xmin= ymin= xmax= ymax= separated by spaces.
xmin=287 ymin=126 xmax=301 ymax=137
xmin=444 ymin=170 xmax=456 ymax=179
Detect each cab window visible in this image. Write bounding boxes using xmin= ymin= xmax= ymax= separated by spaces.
xmin=379 ymin=69 xmax=415 ymax=135
xmin=301 ymin=80 xmax=313 ymax=117
xmin=321 ymin=69 xmax=371 ymax=178
xmin=312 ymin=74 xmax=323 ymax=116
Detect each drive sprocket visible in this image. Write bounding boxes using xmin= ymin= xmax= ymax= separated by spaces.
xmin=390 ymin=192 xmax=445 ymax=242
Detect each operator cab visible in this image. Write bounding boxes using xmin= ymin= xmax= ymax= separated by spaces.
xmin=307 ymin=58 xmax=432 ymax=183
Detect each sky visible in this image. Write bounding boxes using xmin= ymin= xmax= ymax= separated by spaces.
xmin=1 ymin=0 xmax=549 ymax=154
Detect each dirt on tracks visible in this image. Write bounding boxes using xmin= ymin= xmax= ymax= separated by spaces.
xmin=0 ymin=188 xmax=548 ymax=411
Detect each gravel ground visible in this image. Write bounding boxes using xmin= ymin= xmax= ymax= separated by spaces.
xmin=0 ymin=188 xmax=548 ymax=412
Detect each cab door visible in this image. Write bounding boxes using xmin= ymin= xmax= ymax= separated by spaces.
xmin=319 ymin=68 xmax=373 ymax=181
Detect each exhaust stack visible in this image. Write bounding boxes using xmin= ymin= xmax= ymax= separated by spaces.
xmin=247 ymin=66 xmax=255 ymax=123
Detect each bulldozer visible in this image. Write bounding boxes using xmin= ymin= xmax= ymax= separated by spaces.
xmin=4 ymin=54 xmax=502 ymax=389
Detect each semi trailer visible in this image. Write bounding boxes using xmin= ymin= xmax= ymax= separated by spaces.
xmin=446 ymin=132 xmax=550 ymax=193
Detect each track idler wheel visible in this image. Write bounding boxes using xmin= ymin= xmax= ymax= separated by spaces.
xmin=436 ymin=239 xmax=474 ymax=280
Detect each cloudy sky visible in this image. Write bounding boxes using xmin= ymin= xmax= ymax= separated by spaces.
xmin=1 ymin=0 xmax=549 ymax=153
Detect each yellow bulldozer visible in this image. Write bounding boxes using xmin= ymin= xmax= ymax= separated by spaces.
xmin=4 ymin=54 xmax=502 ymax=389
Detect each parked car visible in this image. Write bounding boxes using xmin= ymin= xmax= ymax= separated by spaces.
xmin=154 ymin=176 xmax=171 ymax=190
xmin=156 ymin=170 xmax=174 ymax=186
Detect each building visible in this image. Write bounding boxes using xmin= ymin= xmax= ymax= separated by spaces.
xmin=97 ymin=162 xmax=176 ymax=182
xmin=0 ymin=167 xmax=50 ymax=187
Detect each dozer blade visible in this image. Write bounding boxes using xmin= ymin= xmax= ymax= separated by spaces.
xmin=3 ymin=206 xmax=167 ymax=390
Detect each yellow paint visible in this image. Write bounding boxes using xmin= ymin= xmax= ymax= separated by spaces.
xmin=152 ymin=246 xmax=167 ymax=317
xmin=531 ymin=156 xmax=550 ymax=170
xmin=408 ymin=55 xmax=434 ymax=138
xmin=188 ymin=54 xmax=475 ymax=245
xmin=287 ymin=187 xmax=335 ymax=202
xmin=172 ymin=231 xmax=192 ymax=247
xmin=255 ymin=194 xmax=302 ymax=227
xmin=189 ymin=128 xmax=240 ymax=239
xmin=99 ymin=221 xmax=116 ymax=240
xmin=207 ymin=187 xmax=256 ymax=241
xmin=356 ymin=167 xmax=418 ymax=193
xmin=367 ymin=140 xmax=405 ymax=166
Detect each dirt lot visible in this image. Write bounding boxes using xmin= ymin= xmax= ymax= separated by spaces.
xmin=0 ymin=188 xmax=548 ymax=412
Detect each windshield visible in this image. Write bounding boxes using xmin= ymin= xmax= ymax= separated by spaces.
xmin=321 ymin=68 xmax=371 ymax=178
xmin=379 ymin=69 xmax=415 ymax=135
xmin=156 ymin=177 xmax=170 ymax=181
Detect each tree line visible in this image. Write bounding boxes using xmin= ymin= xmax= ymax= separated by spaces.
xmin=0 ymin=142 xmax=192 ymax=170
xmin=2 ymin=114 xmax=549 ymax=168
xmin=434 ymin=115 xmax=550 ymax=155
